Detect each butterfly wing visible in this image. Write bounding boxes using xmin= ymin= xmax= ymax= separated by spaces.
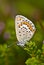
xmin=15 ymin=15 xmax=36 ymax=46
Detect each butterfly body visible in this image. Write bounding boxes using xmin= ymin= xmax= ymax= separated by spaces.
xmin=15 ymin=15 xmax=36 ymax=46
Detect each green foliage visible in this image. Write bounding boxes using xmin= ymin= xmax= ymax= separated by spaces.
xmin=25 ymin=57 xmax=41 ymax=65
xmin=24 ymin=41 xmax=44 ymax=65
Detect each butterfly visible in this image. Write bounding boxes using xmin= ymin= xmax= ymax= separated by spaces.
xmin=15 ymin=15 xmax=36 ymax=47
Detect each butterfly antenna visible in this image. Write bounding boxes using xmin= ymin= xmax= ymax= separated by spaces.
xmin=7 ymin=41 xmax=17 ymax=48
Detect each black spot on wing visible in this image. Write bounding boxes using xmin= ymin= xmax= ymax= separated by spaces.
xmin=26 ymin=20 xmax=27 ymax=21
xmin=26 ymin=31 xmax=28 ymax=32
xmin=19 ymin=31 xmax=21 ymax=33
xmin=22 ymin=20 xmax=24 ymax=21
xmin=29 ymin=33 xmax=31 ymax=36
xmin=29 ymin=31 xmax=30 ymax=32
xmin=19 ymin=35 xmax=21 ymax=36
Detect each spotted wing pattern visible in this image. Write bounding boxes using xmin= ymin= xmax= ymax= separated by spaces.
xmin=15 ymin=15 xmax=36 ymax=46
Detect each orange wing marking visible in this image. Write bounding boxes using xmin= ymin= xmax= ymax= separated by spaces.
xmin=18 ymin=21 xmax=35 ymax=32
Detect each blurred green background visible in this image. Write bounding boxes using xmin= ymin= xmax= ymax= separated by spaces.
xmin=0 ymin=0 xmax=44 ymax=65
